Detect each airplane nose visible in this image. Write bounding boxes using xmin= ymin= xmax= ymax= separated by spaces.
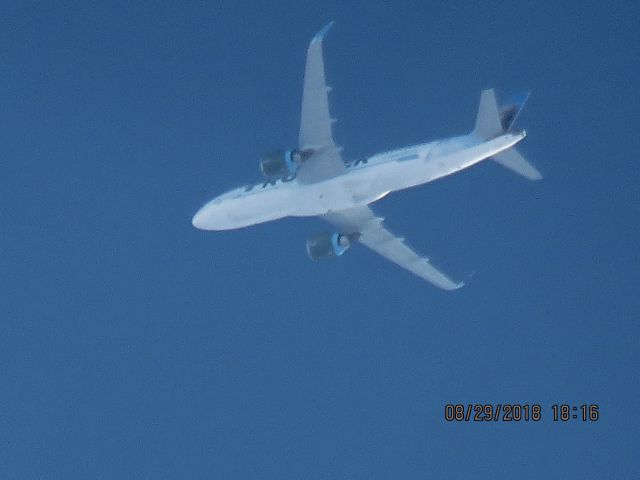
xmin=192 ymin=208 xmax=207 ymax=229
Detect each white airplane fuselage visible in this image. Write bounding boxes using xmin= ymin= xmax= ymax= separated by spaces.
xmin=192 ymin=131 xmax=525 ymax=231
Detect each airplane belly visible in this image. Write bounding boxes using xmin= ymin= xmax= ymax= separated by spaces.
xmin=258 ymin=133 xmax=525 ymax=223
xmin=192 ymin=133 xmax=524 ymax=231
xmin=360 ymin=133 xmax=525 ymax=194
xmin=288 ymin=176 xmax=389 ymax=216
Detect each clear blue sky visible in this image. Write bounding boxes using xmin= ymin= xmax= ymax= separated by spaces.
xmin=2 ymin=1 xmax=639 ymax=478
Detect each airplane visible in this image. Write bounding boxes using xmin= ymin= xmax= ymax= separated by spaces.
xmin=192 ymin=22 xmax=542 ymax=290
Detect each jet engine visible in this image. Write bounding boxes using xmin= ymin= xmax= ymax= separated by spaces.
xmin=260 ymin=149 xmax=311 ymax=179
xmin=306 ymin=232 xmax=361 ymax=260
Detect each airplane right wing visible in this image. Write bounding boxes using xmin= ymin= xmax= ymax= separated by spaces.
xmin=322 ymin=205 xmax=465 ymax=290
xmin=296 ymin=22 xmax=346 ymax=184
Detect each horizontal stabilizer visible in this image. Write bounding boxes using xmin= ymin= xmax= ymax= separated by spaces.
xmin=492 ymin=147 xmax=542 ymax=180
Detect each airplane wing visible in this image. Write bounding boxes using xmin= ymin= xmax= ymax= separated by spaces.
xmin=297 ymin=22 xmax=346 ymax=184
xmin=322 ymin=205 xmax=465 ymax=290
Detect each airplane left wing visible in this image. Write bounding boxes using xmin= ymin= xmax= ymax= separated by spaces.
xmin=297 ymin=22 xmax=346 ymax=184
xmin=322 ymin=205 xmax=465 ymax=290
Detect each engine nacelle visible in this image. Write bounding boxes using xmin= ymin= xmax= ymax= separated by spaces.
xmin=306 ymin=232 xmax=361 ymax=260
xmin=260 ymin=149 xmax=312 ymax=179
xmin=260 ymin=150 xmax=298 ymax=178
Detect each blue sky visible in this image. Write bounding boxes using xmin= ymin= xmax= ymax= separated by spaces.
xmin=1 ymin=1 xmax=639 ymax=478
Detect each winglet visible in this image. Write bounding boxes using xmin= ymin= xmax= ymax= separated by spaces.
xmin=444 ymin=278 xmax=466 ymax=291
xmin=441 ymin=270 xmax=471 ymax=291
xmin=312 ymin=21 xmax=335 ymax=43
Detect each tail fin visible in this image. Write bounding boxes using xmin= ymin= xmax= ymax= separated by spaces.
xmin=473 ymin=89 xmax=503 ymax=140
xmin=473 ymin=88 xmax=542 ymax=181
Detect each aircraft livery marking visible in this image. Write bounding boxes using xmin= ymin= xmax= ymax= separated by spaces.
xmin=243 ymin=157 xmax=375 ymax=193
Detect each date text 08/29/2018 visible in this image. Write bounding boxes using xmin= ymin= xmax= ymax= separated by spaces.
xmin=444 ymin=404 xmax=600 ymax=422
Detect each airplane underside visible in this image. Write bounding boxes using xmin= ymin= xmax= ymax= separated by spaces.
xmin=192 ymin=23 xmax=541 ymax=289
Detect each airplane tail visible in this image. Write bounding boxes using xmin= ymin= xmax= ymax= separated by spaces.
xmin=473 ymin=89 xmax=542 ymax=180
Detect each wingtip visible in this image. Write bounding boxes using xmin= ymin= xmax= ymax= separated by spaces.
xmin=449 ymin=270 xmax=475 ymax=290
xmin=437 ymin=276 xmax=467 ymax=291
xmin=445 ymin=281 xmax=466 ymax=291
xmin=312 ymin=21 xmax=335 ymax=42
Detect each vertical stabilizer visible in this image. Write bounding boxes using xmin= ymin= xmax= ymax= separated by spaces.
xmin=473 ymin=89 xmax=503 ymax=140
